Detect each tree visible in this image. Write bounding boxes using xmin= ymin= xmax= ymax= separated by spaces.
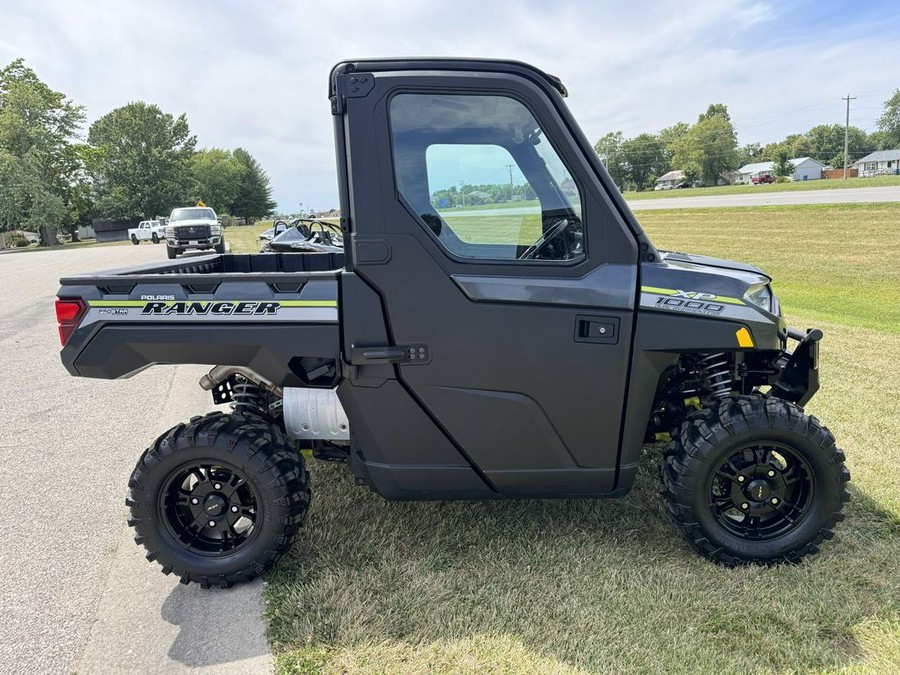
xmin=0 ymin=58 xmax=84 ymax=238
xmin=229 ymin=148 xmax=275 ymax=221
xmin=738 ymin=142 xmax=763 ymax=166
xmin=190 ymin=148 xmax=243 ymax=213
xmin=87 ymin=101 xmax=196 ymax=218
xmin=593 ymin=131 xmax=628 ymax=189
xmin=621 ymin=133 xmax=668 ymax=191
xmin=876 ymin=89 xmax=900 ymax=149
xmin=772 ymin=147 xmax=795 ymax=178
xmin=671 ymin=111 xmax=739 ymax=186
xmin=682 ymin=161 xmax=702 ymax=186
xmin=698 ymin=103 xmax=730 ymax=123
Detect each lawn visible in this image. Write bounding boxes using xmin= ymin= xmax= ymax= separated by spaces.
xmin=265 ymin=204 xmax=900 ymax=674
xmin=623 ymin=174 xmax=900 ymax=201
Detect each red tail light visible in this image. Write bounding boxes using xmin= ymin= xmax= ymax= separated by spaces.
xmin=56 ymin=298 xmax=86 ymax=346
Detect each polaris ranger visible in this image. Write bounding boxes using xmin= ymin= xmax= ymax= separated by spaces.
xmin=56 ymin=59 xmax=849 ymax=588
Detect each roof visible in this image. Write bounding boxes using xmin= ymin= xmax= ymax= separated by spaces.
xmin=857 ymin=149 xmax=900 ymax=163
xmin=655 ymin=170 xmax=685 ymax=182
xmin=737 ymin=157 xmax=825 ymax=174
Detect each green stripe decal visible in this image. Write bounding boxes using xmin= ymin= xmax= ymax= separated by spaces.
xmin=640 ymin=286 xmax=744 ymax=305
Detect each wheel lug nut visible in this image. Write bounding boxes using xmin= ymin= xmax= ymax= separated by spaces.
xmin=191 ymin=497 xmax=199 ymax=505
xmin=208 ymin=520 xmax=216 ymax=527
xmin=741 ymin=503 xmax=749 ymax=510
xmin=767 ymin=470 xmax=776 ymax=477
xmin=231 ymin=505 xmax=239 ymax=513
xmin=737 ymin=476 xmax=745 ymax=483
xmin=770 ymin=497 xmax=779 ymax=505
xmin=214 ymin=483 xmax=222 ymax=490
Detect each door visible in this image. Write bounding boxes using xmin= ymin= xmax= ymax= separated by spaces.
xmin=339 ymin=69 xmax=640 ymax=496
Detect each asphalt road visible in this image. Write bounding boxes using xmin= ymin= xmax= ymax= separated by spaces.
xmin=626 ymin=185 xmax=900 ymax=210
xmin=0 ymin=245 xmax=272 ymax=674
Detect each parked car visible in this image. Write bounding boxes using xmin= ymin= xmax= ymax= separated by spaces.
xmin=164 ymin=207 xmax=224 ymax=259
xmin=752 ymin=174 xmax=776 ymax=184
xmin=261 ymin=219 xmax=344 ymax=253
xmin=127 ymin=220 xmax=165 ymax=245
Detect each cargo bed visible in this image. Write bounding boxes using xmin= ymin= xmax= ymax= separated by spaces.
xmin=58 ymin=252 xmax=344 ymax=384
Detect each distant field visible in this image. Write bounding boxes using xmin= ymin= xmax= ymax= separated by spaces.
xmin=266 ymin=202 xmax=900 ymax=674
xmin=623 ymin=174 xmax=900 ymax=200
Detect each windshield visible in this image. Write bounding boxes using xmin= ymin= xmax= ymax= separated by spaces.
xmin=170 ymin=208 xmax=215 ymax=222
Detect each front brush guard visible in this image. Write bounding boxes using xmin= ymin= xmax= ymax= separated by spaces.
xmin=771 ymin=327 xmax=822 ymax=407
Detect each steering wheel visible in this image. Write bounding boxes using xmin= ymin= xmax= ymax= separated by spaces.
xmin=520 ymin=218 xmax=570 ymax=260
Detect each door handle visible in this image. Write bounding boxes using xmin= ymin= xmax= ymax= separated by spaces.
xmin=349 ymin=344 xmax=430 ymax=364
xmin=574 ymin=316 xmax=619 ymax=344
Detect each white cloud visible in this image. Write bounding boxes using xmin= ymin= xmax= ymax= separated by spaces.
xmin=0 ymin=0 xmax=895 ymax=210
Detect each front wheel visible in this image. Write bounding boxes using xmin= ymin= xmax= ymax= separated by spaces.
xmin=215 ymin=240 xmax=226 ymax=254
xmin=151 ymin=233 xmax=160 ymax=244
xmin=126 ymin=411 xmax=310 ymax=588
xmin=166 ymin=246 xmax=178 ymax=259
xmin=661 ymin=396 xmax=849 ymax=565
xmin=131 ymin=235 xmax=139 ymax=245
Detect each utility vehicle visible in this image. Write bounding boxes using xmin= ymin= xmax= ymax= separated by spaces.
xmin=56 ymin=59 xmax=849 ymax=588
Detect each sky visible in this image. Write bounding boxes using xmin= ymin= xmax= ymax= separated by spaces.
xmin=1 ymin=0 xmax=898 ymax=212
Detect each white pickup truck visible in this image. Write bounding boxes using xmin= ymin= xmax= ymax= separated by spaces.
xmin=127 ymin=220 xmax=166 ymax=245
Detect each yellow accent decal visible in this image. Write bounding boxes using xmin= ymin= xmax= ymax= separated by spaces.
xmin=736 ymin=326 xmax=754 ymax=348
xmin=654 ymin=432 xmax=672 ymax=442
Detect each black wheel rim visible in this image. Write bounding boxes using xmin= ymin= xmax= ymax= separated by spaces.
xmin=707 ymin=442 xmax=814 ymax=540
xmin=159 ymin=461 xmax=261 ymax=555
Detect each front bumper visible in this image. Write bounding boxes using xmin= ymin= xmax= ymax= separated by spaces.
xmin=167 ymin=236 xmax=222 ymax=249
xmin=771 ymin=327 xmax=821 ymax=407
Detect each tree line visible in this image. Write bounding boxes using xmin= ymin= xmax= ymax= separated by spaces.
xmin=596 ymin=91 xmax=900 ymax=191
xmin=0 ymin=58 xmax=276 ymax=239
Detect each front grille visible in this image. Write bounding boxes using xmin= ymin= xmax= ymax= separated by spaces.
xmin=175 ymin=225 xmax=211 ymax=239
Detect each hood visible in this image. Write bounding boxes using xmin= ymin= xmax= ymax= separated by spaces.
xmin=170 ymin=219 xmax=217 ymax=228
xmin=641 ymin=249 xmax=773 ymax=314
xmin=659 ymin=250 xmax=769 ymax=279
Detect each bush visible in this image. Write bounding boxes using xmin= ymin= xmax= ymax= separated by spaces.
xmin=776 ymin=176 xmax=790 ymax=183
xmin=13 ymin=236 xmax=31 ymax=247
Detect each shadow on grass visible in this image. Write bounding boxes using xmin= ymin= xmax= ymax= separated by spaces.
xmin=265 ymin=447 xmax=900 ymax=674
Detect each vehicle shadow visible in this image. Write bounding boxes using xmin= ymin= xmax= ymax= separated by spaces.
xmin=161 ymin=579 xmax=271 ymax=669
xmin=266 ymin=447 xmax=900 ymax=672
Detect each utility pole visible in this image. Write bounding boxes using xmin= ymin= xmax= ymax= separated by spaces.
xmin=506 ymin=164 xmax=515 ymax=201
xmin=842 ymin=93 xmax=856 ymax=180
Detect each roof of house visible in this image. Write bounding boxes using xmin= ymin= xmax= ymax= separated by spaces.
xmin=655 ymin=170 xmax=685 ymax=182
xmin=737 ymin=157 xmax=824 ymax=174
xmin=857 ymin=149 xmax=900 ymax=163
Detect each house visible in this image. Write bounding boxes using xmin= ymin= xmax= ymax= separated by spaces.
xmin=654 ymin=170 xmax=686 ymax=189
xmin=856 ymin=150 xmax=900 ymax=177
xmin=735 ymin=157 xmax=826 ymax=184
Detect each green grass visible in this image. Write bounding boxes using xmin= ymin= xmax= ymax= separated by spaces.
xmin=623 ymin=174 xmax=900 ymax=201
xmin=265 ymin=202 xmax=900 ymax=673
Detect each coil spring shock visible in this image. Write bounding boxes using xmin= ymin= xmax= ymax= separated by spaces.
xmin=232 ymin=376 xmax=265 ymax=411
xmin=699 ymin=353 xmax=733 ymax=398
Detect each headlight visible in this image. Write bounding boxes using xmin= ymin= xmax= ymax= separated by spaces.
xmin=744 ymin=283 xmax=773 ymax=312
xmin=165 ymin=227 xmax=175 ymax=238
xmin=210 ymin=224 xmax=222 ymax=235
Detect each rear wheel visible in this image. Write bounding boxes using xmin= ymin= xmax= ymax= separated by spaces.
xmin=131 ymin=235 xmax=139 ymax=245
xmin=661 ymin=395 xmax=849 ymax=565
xmin=126 ymin=411 xmax=310 ymax=588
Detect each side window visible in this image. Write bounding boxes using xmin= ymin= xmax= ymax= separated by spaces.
xmin=390 ymin=93 xmax=584 ymax=263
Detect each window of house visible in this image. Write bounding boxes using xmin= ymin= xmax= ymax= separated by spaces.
xmin=389 ymin=93 xmax=584 ymax=263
